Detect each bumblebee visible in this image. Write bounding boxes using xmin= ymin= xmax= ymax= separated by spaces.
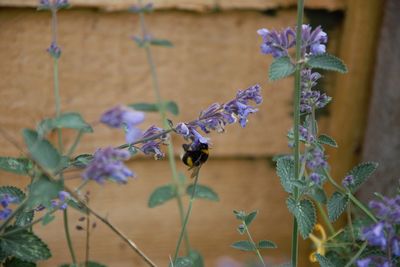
xmin=181 ymin=142 xmax=209 ymax=177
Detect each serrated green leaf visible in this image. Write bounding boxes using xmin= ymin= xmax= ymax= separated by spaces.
xmin=244 ymin=211 xmax=258 ymax=226
xmin=37 ymin=112 xmax=93 ymax=137
xmin=315 ymin=254 xmax=335 ymax=267
xmin=276 ymin=157 xmax=295 ymax=193
xmin=15 ymin=210 xmax=34 ymax=227
xmin=327 ymin=191 xmax=349 ymax=222
xmin=172 ymin=257 xmax=193 ymax=267
xmin=129 ymin=101 xmax=179 ymax=116
xmin=269 ymin=56 xmax=295 ymax=81
xmin=188 ymin=250 xmax=204 ymax=267
xmin=150 ymin=38 xmax=173 ymax=47
xmin=148 ymin=184 xmax=176 ymax=208
xmin=0 ymin=186 xmax=25 ymax=203
xmin=346 ymin=162 xmax=379 ymax=192
xmin=4 ymin=257 xmax=36 ymax=267
xmin=23 ymin=129 xmax=68 ymax=174
xmin=307 ymin=54 xmax=347 ymax=73
xmin=186 ymin=184 xmax=219 ymax=202
xmin=231 ymin=240 xmax=256 ymax=251
xmin=309 ymin=187 xmax=327 ymax=204
xmin=257 ymin=240 xmax=277 ymax=249
xmin=318 ymin=134 xmax=338 ymax=148
xmin=287 ymin=179 xmax=307 ymax=189
xmin=26 ymin=175 xmax=62 ymax=209
xmin=0 ymin=157 xmax=31 ymax=175
xmin=1 ymin=229 xmax=51 ymax=262
xmin=287 ymin=197 xmax=316 ymax=239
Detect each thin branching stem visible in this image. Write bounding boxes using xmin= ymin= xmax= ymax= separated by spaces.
xmin=243 ymin=223 xmax=265 ymax=267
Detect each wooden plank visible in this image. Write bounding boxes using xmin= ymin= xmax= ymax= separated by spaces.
xmin=0 ymin=0 xmax=346 ymax=12
xmin=0 ymin=159 xmax=310 ymax=267
xmin=0 ymin=9 xmax=298 ymax=157
xmin=359 ymin=0 xmax=400 ymax=202
xmin=326 ymin=0 xmax=384 ymax=185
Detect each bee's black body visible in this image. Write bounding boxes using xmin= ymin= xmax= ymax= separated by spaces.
xmin=182 ymin=143 xmax=209 ymax=168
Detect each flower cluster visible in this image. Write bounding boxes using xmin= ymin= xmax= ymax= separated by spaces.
xmin=51 ymin=191 xmax=70 ymax=210
xmin=138 ymin=125 xmax=167 ymax=160
xmin=101 ymin=105 xmax=145 ymax=144
xmin=175 ymin=84 xmax=262 ymax=149
xmin=82 ymin=147 xmax=134 ymax=184
xmin=305 ymin=147 xmax=327 ymax=185
xmin=300 ymin=69 xmax=331 ymax=114
xmin=357 ymin=196 xmax=400 ymax=267
xmin=38 ymin=0 xmax=69 ymax=10
xmin=47 ymin=42 xmax=62 ymax=59
xmin=0 ymin=194 xmax=17 ymax=220
xmin=342 ymin=174 xmax=355 ymax=188
xmin=257 ymin=24 xmax=327 ymax=58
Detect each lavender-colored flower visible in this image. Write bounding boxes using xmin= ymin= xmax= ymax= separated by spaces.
xmin=139 ymin=125 xmax=166 ymax=160
xmin=257 ymin=28 xmax=295 ymax=58
xmin=175 ymin=84 xmax=262 ymax=148
xmin=363 ymin=222 xmax=388 ymax=249
xmin=55 ymin=0 xmax=69 ymax=9
xmin=300 ymin=69 xmax=331 ymax=114
xmin=310 ymin=172 xmax=322 ymax=185
xmin=301 ymin=25 xmax=328 ymax=55
xmin=306 ymin=147 xmax=327 ymax=170
xmin=51 ymin=190 xmax=70 ymax=210
xmin=47 ymin=42 xmax=61 ymax=59
xmin=82 ymin=147 xmax=134 ymax=184
xmin=38 ymin=0 xmax=51 ymax=9
xmin=101 ymin=105 xmax=145 ymax=144
xmin=0 ymin=194 xmax=16 ymax=220
xmin=342 ymin=174 xmax=355 ymax=188
xmin=356 ymin=258 xmax=372 ymax=267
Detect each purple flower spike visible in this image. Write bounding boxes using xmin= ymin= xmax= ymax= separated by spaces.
xmin=301 ymin=25 xmax=328 ymax=55
xmin=257 ymin=27 xmax=296 ymax=58
xmin=342 ymin=175 xmax=354 ymax=188
xmin=101 ymin=105 xmax=144 ymax=128
xmin=0 ymin=194 xmax=16 ymax=220
xmin=82 ymin=147 xmax=134 ymax=184
xmin=139 ymin=125 xmax=167 ymax=159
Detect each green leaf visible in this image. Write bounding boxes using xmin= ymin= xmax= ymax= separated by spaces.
xmin=276 ymin=157 xmax=295 ymax=193
xmin=178 ymin=172 xmax=187 ymax=186
xmin=231 ymin=240 xmax=256 ymax=251
xmin=26 ymin=175 xmax=62 ymax=209
xmin=287 ymin=197 xmax=316 ymax=239
xmin=41 ymin=213 xmax=55 ymax=226
xmin=186 ymin=184 xmax=219 ymax=202
xmin=71 ymin=154 xmax=93 ymax=168
xmin=307 ymin=54 xmax=348 ymax=73
xmin=318 ymin=134 xmax=338 ymax=148
xmin=346 ymin=162 xmax=379 ymax=192
xmin=85 ymin=261 xmax=107 ymax=267
xmin=257 ymin=240 xmax=277 ymax=249
xmin=4 ymin=257 xmax=36 ymax=267
xmin=148 ymin=184 xmax=176 ymax=208
xmin=129 ymin=101 xmax=179 ymax=115
xmin=67 ymin=198 xmax=88 ymax=214
xmin=309 ymin=187 xmax=327 ymax=204
xmin=1 ymin=229 xmax=51 ymax=262
xmin=172 ymin=257 xmax=193 ymax=267
xmin=327 ymin=191 xmax=349 ymax=222
xmin=0 ymin=186 xmax=25 ymax=203
xmin=23 ymin=129 xmax=68 ymax=174
xmin=37 ymin=112 xmax=92 ymax=137
xmin=15 ymin=210 xmax=34 ymax=227
xmin=0 ymin=157 xmax=31 ymax=175
xmin=233 ymin=210 xmax=246 ymax=221
xmin=150 ymin=38 xmax=173 ymax=47
xmin=244 ymin=210 xmax=258 ymax=226
xmin=268 ymin=56 xmax=295 ymax=81
xmin=188 ymin=250 xmax=204 ymax=267
xmin=315 ymin=254 xmax=335 ymax=267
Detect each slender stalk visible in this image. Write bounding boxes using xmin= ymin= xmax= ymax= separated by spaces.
xmin=85 ymin=194 xmax=90 ymax=266
xmin=50 ymin=6 xmax=76 ymax=263
xmin=67 ymin=130 xmax=84 ymax=157
xmin=291 ymin=1 xmax=305 ymax=266
xmin=137 ymin=0 xmax=191 ymax=254
xmin=173 ymin=173 xmax=200 ymax=262
xmin=316 ymin=202 xmax=335 ymax=236
xmin=347 ymin=203 xmax=356 ymax=243
xmin=344 ymin=241 xmax=368 ymax=267
xmin=243 ymin=223 xmax=265 ymax=267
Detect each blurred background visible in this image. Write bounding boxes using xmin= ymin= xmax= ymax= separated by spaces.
xmin=0 ymin=0 xmax=398 ymax=266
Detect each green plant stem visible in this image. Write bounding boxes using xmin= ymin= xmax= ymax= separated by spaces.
xmin=243 ymin=223 xmax=265 ymax=267
xmin=63 ymin=209 xmax=77 ymax=263
xmin=67 ymin=130 xmax=83 ymax=157
xmin=347 ymin=203 xmax=356 ymax=243
xmin=316 ymin=202 xmax=335 ymax=236
xmin=344 ymin=241 xmax=368 ymax=267
xmin=323 ymin=168 xmax=378 ymax=223
xmin=137 ymin=1 xmax=191 ymax=254
xmin=51 ymin=8 xmax=76 ymax=264
xmin=173 ymin=173 xmax=200 ymax=262
xmin=291 ymin=0 xmax=304 ymax=266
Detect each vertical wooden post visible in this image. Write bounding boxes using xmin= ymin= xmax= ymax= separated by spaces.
xmin=327 ymin=0 xmax=384 ymax=184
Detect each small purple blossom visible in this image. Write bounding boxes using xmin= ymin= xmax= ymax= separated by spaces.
xmin=300 ymin=25 xmax=328 ymax=55
xmin=310 ymin=172 xmax=322 ymax=185
xmin=139 ymin=125 xmax=166 ymax=160
xmin=47 ymin=42 xmax=61 ymax=59
xmin=342 ymin=174 xmax=355 ymax=188
xmin=175 ymin=84 xmax=262 ymax=149
xmin=0 ymin=194 xmax=16 ymax=221
xmin=101 ymin=105 xmax=145 ymax=144
xmin=300 ymin=69 xmax=331 ymax=114
xmin=306 ymin=147 xmax=327 ymax=170
xmin=51 ymin=190 xmax=70 ymax=210
xmin=38 ymin=0 xmax=69 ymax=10
xmin=257 ymin=28 xmax=295 ymax=58
xmin=82 ymin=147 xmax=134 ymax=184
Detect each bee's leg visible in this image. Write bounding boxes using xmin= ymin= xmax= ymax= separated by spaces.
xmin=182 ymin=144 xmax=191 ymax=151
xmin=190 ymin=166 xmax=201 ymax=179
